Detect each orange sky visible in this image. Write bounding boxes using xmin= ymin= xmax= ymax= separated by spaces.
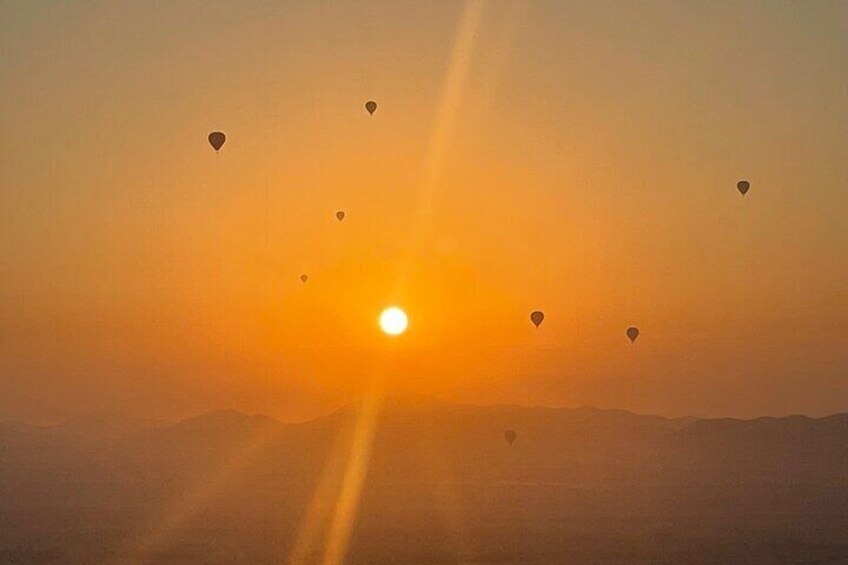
xmin=1 ymin=1 xmax=847 ymax=422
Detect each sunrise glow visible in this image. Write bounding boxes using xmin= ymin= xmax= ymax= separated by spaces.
xmin=379 ymin=307 xmax=408 ymax=336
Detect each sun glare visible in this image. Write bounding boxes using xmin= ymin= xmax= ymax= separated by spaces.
xmin=379 ymin=307 xmax=408 ymax=336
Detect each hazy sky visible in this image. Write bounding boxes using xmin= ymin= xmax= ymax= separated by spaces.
xmin=1 ymin=1 xmax=846 ymax=423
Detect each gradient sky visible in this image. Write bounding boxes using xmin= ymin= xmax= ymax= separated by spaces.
xmin=1 ymin=1 xmax=847 ymax=423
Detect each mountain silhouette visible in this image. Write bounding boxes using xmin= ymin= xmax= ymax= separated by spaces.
xmin=1 ymin=398 xmax=845 ymax=564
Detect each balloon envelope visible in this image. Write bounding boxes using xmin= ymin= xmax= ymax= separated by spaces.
xmin=737 ymin=180 xmax=750 ymax=196
xmin=504 ymin=430 xmax=517 ymax=445
xmin=300 ymin=274 xmax=308 ymax=283
xmin=626 ymin=326 xmax=639 ymax=342
xmin=365 ymin=100 xmax=377 ymax=115
xmin=336 ymin=211 xmax=345 ymax=222
xmin=208 ymin=131 xmax=226 ymax=152
xmin=530 ymin=311 xmax=544 ymax=328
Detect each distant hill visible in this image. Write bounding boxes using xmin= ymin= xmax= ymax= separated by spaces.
xmin=1 ymin=397 xmax=846 ymax=564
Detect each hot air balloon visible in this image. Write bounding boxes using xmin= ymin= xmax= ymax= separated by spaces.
xmin=365 ymin=100 xmax=377 ymax=115
xmin=626 ymin=326 xmax=639 ymax=343
xmin=530 ymin=311 xmax=544 ymax=328
xmin=737 ymin=180 xmax=750 ymax=196
xmin=504 ymin=430 xmax=517 ymax=445
xmin=336 ymin=211 xmax=345 ymax=222
xmin=208 ymin=131 xmax=226 ymax=152
xmin=300 ymin=274 xmax=308 ymax=283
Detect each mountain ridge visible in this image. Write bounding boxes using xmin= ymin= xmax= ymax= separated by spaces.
xmin=4 ymin=394 xmax=845 ymax=434
xmin=1 ymin=394 xmax=845 ymax=564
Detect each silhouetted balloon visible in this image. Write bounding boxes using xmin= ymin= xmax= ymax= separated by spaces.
xmin=737 ymin=180 xmax=750 ymax=196
xmin=626 ymin=326 xmax=639 ymax=343
xmin=530 ymin=311 xmax=544 ymax=328
xmin=336 ymin=211 xmax=345 ymax=222
xmin=300 ymin=274 xmax=308 ymax=283
xmin=208 ymin=131 xmax=226 ymax=152
xmin=365 ymin=100 xmax=377 ymax=115
xmin=504 ymin=430 xmax=517 ymax=445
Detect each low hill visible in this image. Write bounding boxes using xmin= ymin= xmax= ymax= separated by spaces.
xmin=1 ymin=397 xmax=845 ymax=564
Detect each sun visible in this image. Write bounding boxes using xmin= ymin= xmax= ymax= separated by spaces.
xmin=379 ymin=306 xmax=408 ymax=336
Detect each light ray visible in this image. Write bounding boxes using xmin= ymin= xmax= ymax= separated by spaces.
xmin=319 ymin=386 xmax=384 ymax=565
xmin=113 ymin=423 xmax=283 ymax=564
xmin=286 ymin=4 xmax=487 ymax=565
xmin=418 ymin=0 xmax=486 ymax=230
